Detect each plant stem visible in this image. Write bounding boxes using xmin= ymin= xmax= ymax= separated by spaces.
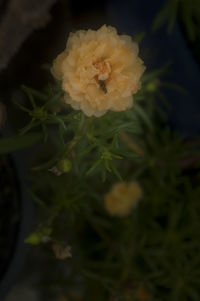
xmin=119 ymin=130 xmax=144 ymax=157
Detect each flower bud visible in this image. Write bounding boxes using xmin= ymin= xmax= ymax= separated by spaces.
xmin=25 ymin=227 xmax=52 ymax=245
xmin=146 ymin=80 xmax=159 ymax=92
xmin=57 ymin=159 xmax=72 ymax=173
xmin=25 ymin=232 xmax=42 ymax=245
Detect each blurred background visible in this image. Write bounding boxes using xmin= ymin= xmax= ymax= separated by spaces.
xmin=0 ymin=0 xmax=200 ymax=136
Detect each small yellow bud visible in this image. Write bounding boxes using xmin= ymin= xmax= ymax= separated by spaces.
xmin=57 ymin=159 xmax=72 ymax=173
xmin=146 ymin=80 xmax=159 ymax=92
xmin=25 ymin=227 xmax=52 ymax=245
xmin=25 ymin=232 xmax=41 ymax=245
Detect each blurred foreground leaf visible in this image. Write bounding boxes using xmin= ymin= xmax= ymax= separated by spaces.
xmin=0 ymin=132 xmax=42 ymax=154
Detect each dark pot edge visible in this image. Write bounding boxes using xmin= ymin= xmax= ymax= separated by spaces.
xmin=0 ymin=127 xmax=35 ymax=300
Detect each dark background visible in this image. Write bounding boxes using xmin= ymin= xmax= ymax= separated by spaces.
xmin=0 ymin=0 xmax=200 ymax=136
xmin=0 ymin=1 xmax=200 ymax=299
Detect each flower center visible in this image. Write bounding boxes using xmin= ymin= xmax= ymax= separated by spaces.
xmin=93 ymin=60 xmax=111 ymax=81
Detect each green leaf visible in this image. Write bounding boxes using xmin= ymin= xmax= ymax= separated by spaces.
xmin=134 ymin=104 xmax=153 ymax=130
xmin=14 ymin=101 xmax=30 ymax=113
xmin=31 ymin=156 xmax=58 ymax=171
xmin=21 ymin=85 xmax=36 ymax=108
xmin=152 ymin=1 xmax=171 ymax=31
xmin=134 ymin=31 xmax=146 ymax=43
xmin=86 ymin=159 xmax=101 ymax=176
xmin=142 ymin=62 xmax=172 ymax=83
xmin=19 ymin=120 xmax=40 ymax=135
xmin=21 ymin=85 xmax=47 ymax=102
xmin=167 ymin=0 xmax=180 ymax=33
xmin=0 ymin=132 xmax=43 ymax=154
xmin=110 ymin=161 xmax=123 ymax=180
xmin=184 ymin=14 xmax=196 ymax=41
xmin=160 ymin=81 xmax=188 ymax=95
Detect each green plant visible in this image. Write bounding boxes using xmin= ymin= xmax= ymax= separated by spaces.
xmin=153 ymin=0 xmax=200 ymax=42
xmin=1 ymin=33 xmax=200 ymax=301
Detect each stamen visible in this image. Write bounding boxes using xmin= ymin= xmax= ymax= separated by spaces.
xmin=94 ymin=61 xmax=111 ymax=81
xmin=99 ymin=80 xmax=107 ymax=94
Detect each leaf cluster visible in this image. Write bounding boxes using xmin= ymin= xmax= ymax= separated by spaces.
xmin=1 ymin=67 xmax=200 ymax=301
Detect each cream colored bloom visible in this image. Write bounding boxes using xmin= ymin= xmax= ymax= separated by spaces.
xmin=51 ymin=25 xmax=145 ymax=117
xmin=104 ymin=181 xmax=142 ymax=216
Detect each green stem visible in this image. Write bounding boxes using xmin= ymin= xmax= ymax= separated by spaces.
xmin=119 ymin=130 xmax=144 ymax=157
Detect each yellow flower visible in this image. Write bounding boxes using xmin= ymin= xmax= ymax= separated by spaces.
xmin=104 ymin=181 xmax=143 ymax=216
xmin=51 ymin=25 xmax=145 ymax=117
